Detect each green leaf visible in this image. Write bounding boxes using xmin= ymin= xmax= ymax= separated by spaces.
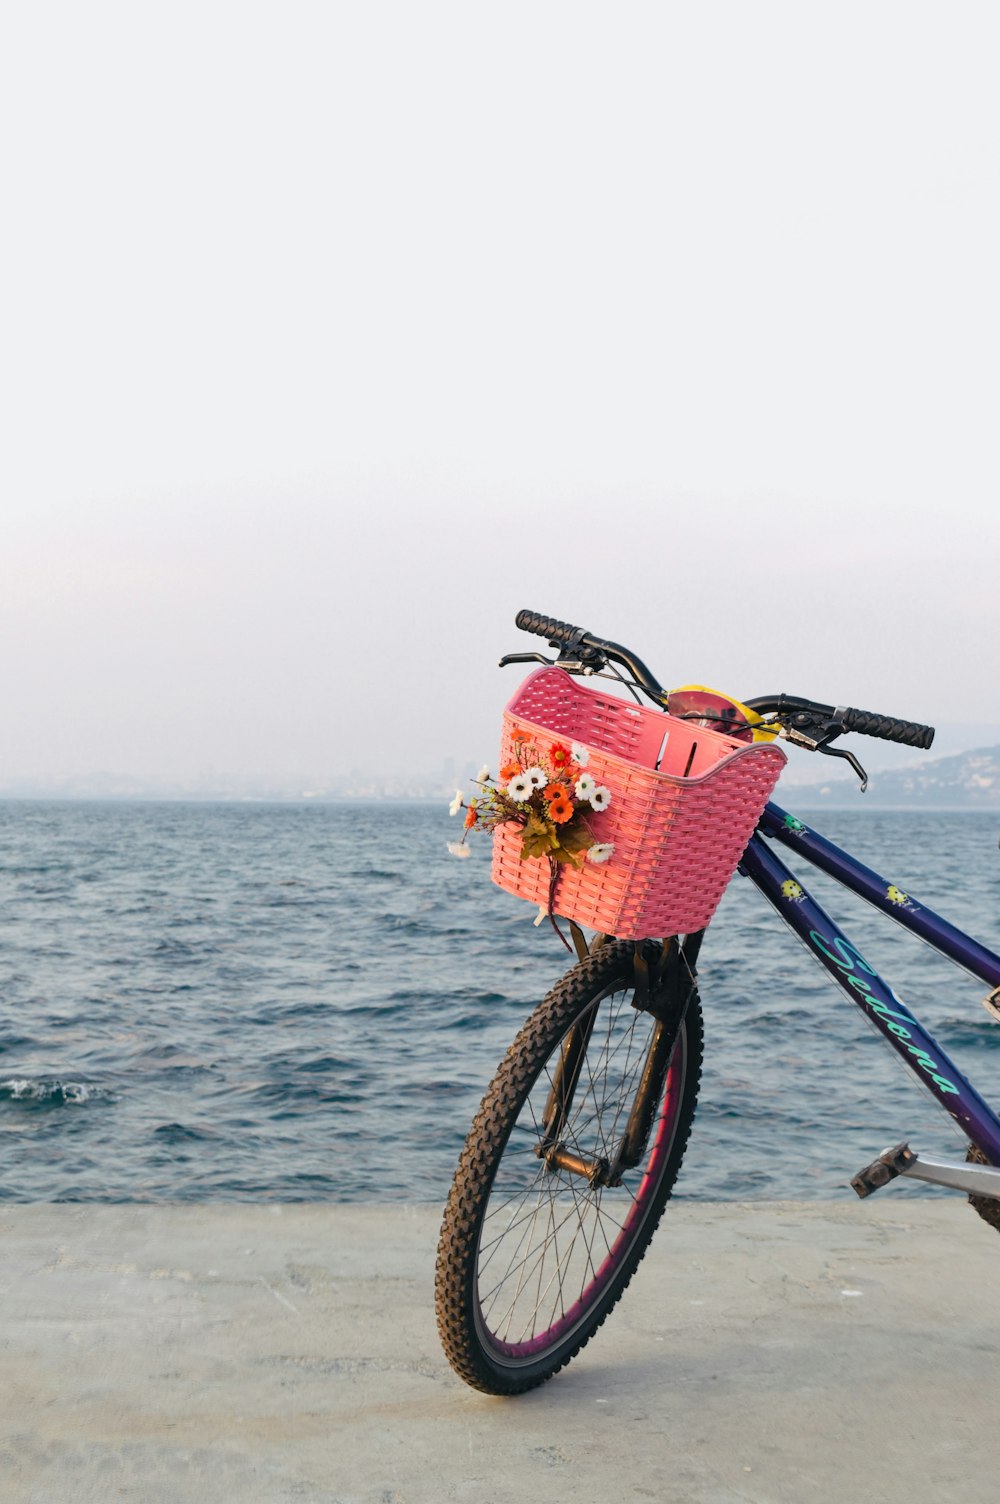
xmin=557 ymin=822 xmax=594 ymax=856
xmin=551 ymin=844 xmax=585 ymax=867
xmin=521 ymin=832 xmax=548 ymax=860
xmin=520 ymin=810 xmax=559 ymax=860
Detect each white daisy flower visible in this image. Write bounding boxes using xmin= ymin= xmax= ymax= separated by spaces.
xmin=571 ymin=742 xmax=589 ymax=767
xmin=587 ymin=842 xmax=615 ymax=864
xmin=589 ymin=785 xmax=612 ymax=811
xmin=507 ymin=774 xmax=532 ymax=801
xmin=533 ymin=904 xmax=548 ymax=926
xmin=449 ymin=789 xmax=464 ymax=816
xmin=476 ymin=765 xmax=491 ymax=783
xmin=575 ymin=774 xmax=596 ymax=800
xmin=524 ymin=765 xmax=547 ymax=789
xmin=447 ymin=841 xmax=471 ymax=859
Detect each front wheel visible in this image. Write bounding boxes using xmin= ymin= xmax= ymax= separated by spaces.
xmin=435 ymin=938 xmax=703 ymax=1394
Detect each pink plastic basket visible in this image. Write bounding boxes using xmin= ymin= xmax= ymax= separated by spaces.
xmin=491 ymin=667 xmax=786 ymax=940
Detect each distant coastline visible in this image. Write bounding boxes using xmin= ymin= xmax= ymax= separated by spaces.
xmin=1 ymin=744 xmax=997 ymax=809
xmin=780 ymin=744 xmax=1000 ymax=809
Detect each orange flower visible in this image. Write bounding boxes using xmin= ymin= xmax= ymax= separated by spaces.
xmin=512 ymin=729 xmax=530 ymax=743
xmin=543 ymin=781 xmax=570 ymax=803
xmin=500 ymin=761 xmax=520 ymax=780
xmin=548 ymin=795 xmax=573 ymax=824
xmin=548 ymin=742 xmax=572 ymax=768
xmin=464 ymin=805 xmax=477 ymax=829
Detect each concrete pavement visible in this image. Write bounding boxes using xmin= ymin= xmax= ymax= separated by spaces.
xmin=2 ymin=1199 xmax=1000 ymax=1503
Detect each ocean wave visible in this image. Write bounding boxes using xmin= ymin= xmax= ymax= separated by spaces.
xmin=0 ymin=1079 xmax=108 ymax=1105
xmin=152 ymin=1122 xmax=217 ymax=1143
xmin=934 ymin=1015 xmax=1000 ymax=1048
xmin=0 ymin=802 xmax=995 ymax=1203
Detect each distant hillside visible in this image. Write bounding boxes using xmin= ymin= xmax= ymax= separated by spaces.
xmin=794 ymin=745 xmax=1000 ymax=808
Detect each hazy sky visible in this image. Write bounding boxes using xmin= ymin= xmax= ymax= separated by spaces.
xmin=2 ymin=3 xmax=998 ymax=785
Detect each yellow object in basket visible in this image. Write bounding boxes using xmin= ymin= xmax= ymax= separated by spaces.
xmin=666 ymin=685 xmax=780 ymax=743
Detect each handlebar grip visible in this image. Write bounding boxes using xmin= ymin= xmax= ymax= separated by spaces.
xmin=515 ymin=610 xmax=589 ymax=647
xmin=841 ymin=707 xmax=935 ymax=749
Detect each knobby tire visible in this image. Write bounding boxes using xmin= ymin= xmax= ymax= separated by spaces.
xmin=434 ymin=939 xmax=703 ymax=1394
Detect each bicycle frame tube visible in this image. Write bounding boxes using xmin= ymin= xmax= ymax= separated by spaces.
xmin=760 ymin=803 xmax=1000 ymax=986
xmin=738 ymin=804 xmax=1000 ymax=1164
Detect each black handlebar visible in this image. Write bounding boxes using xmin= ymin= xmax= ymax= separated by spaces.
xmin=515 ymin=609 xmax=936 ymax=749
xmin=744 ymin=692 xmax=936 ymax=749
xmin=515 ymin=608 xmax=667 ymax=702
xmin=840 ymin=706 xmax=935 ymax=749
xmin=514 ymin=610 xmax=590 ymax=649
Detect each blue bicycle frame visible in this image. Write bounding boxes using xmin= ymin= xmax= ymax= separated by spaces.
xmin=739 ymin=802 xmax=1000 ymax=1165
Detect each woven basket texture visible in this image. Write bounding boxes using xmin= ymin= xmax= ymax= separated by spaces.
xmin=491 ymin=668 xmax=786 ymax=940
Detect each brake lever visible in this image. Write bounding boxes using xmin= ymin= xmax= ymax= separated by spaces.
xmin=817 ymin=743 xmax=870 ymax=793
xmin=499 ymin=645 xmax=609 ymax=674
xmin=780 ymin=710 xmax=870 ymax=792
xmin=498 ymin=651 xmax=556 ymax=668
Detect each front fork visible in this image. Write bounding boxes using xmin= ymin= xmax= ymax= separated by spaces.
xmin=536 ymin=930 xmax=702 ymax=1187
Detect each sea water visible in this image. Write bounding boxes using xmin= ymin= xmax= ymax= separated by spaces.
xmin=0 ymin=800 xmax=998 ymax=1203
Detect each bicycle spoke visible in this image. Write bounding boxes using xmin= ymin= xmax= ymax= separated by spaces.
xmin=479 ymin=1108 xmax=647 ymax=1331
xmin=500 ymin=1186 xmax=632 ymax=1345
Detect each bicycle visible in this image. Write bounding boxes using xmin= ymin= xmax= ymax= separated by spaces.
xmin=434 ymin=609 xmax=1000 ymax=1395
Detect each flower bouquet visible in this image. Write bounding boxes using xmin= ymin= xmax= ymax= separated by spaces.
xmin=448 ymin=732 xmax=614 ymax=871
